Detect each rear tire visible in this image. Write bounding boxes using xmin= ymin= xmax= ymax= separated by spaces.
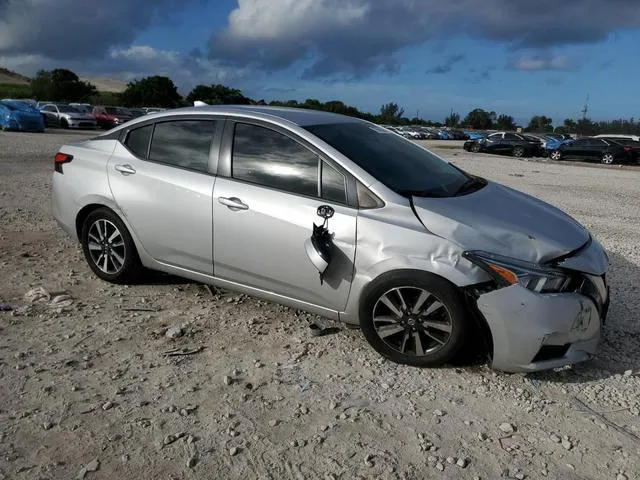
xmin=359 ymin=271 xmax=469 ymax=367
xmin=81 ymin=208 xmax=142 ymax=284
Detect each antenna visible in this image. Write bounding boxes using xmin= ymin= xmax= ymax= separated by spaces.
xmin=581 ymin=94 xmax=589 ymax=119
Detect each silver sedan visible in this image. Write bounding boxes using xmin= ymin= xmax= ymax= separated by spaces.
xmin=40 ymin=103 xmax=97 ymax=129
xmin=51 ymin=105 xmax=609 ymax=372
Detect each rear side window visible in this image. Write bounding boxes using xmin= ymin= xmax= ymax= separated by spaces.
xmin=149 ymin=120 xmax=217 ymax=172
xmin=232 ymin=123 xmax=319 ymax=197
xmin=125 ymin=124 xmax=153 ymax=158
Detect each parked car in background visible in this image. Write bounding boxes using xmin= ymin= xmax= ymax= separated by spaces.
xmin=52 ymin=104 xmax=609 ymax=372
xmin=464 ymin=132 xmax=544 ymax=157
xmin=549 ymin=138 xmax=634 ymax=164
xmin=0 ymin=99 xmax=45 ymax=132
xmin=447 ymin=130 xmax=470 ymax=140
xmin=464 ymin=131 xmax=486 ymax=141
xmin=69 ymin=103 xmax=93 ymax=113
xmin=523 ymin=133 xmax=566 ymax=156
xmin=127 ymin=108 xmax=147 ymax=119
xmin=143 ymin=107 xmax=166 ymax=114
xmin=2 ymin=98 xmax=38 ymax=108
xmin=593 ymin=133 xmax=640 ymax=142
xmin=36 ymin=101 xmax=57 ymax=109
xmin=547 ymin=133 xmax=574 ymax=144
xmin=597 ymin=137 xmax=640 ymax=161
xmin=39 ymin=104 xmax=97 ymax=129
xmin=92 ymin=106 xmax=133 ymax=129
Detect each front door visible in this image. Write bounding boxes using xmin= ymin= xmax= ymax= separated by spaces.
xmin=107 ymin=119 xmax=220 ymax=275
xmin=212 ymin=122 xmax=357 ymax=311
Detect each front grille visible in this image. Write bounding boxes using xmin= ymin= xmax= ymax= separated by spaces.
xmin=532 ymin=344 xmax=570 ymax=362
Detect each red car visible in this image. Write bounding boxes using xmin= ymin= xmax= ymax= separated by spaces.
xmin=92 ymin=106 xmax=133 ymax=129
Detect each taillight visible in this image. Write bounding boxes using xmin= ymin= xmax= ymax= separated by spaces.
xmin=54 ymin=152 xmax=73 ymax=173
xmin=623 ymin=146 xmax=631 ymax=151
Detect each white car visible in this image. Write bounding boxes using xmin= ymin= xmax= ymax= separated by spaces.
xmin=593 ymin=134 xmax=640 ymax=142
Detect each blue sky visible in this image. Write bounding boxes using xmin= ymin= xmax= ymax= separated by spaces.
xmin=1 ymin=0 xmax=639 ymax=125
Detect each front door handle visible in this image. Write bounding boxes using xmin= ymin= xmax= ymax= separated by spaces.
xmin=114 ymin=164 xmax=136 ymax=175
xmin=218 ymin=196 xmax=249 ymax=211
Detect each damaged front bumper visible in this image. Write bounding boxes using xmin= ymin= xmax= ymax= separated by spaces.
xmin=476 ymin=278 xmax=608 ymax=372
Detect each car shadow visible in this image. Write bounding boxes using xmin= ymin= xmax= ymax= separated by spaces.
xmin=139 ymin=270 xmax=197 ymax=286
xmin=525 ymin=250 xmax=640 ymax=383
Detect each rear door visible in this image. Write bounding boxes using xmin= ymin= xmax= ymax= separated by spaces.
xmin=587 ymin=139 xmax=607 ymax=160
xmin=484 ymin=133 xmax=504 ymax=152
xmin=563 ymin=138 xmax=587 ymax=159
xmin=107 ymin=117 xmax=222 ymax=275
xmin=212 ymin=120 xmax=357 ymax=311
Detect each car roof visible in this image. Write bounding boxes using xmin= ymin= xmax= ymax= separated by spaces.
xmin=147 ymin=105 xmax=364 ymax=127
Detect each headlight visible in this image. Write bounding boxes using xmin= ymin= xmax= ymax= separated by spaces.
xmin=463 ymin=251 xmax=569 ymax=293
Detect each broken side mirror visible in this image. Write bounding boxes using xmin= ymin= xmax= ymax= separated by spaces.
xmin=304 ymin=205 xmax=335 ymax=283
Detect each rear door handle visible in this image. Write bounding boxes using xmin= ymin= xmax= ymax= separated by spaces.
xmin=114 ymin=164 xmax=136 ymax=175
xmin=218 ymin=196 xmax=249 ymax=211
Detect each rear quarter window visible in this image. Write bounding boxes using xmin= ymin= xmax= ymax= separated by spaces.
xmin=125 ymin=125 xmax=153 ymax=159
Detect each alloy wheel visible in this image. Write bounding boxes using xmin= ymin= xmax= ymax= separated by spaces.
xmin=372 ymin=286 xmax=453 ymax=357
xmin=601 ymin=153 xmax=614 ymax=164
xmin=87 ymin=219 xmax=126 ymax=275
xmin=550 ymin=151 xmax=562 ymax=161
xmin=513 ymin=146 xmax=524 ymax=157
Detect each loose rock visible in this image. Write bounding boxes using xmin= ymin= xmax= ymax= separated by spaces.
xmin=499 ymin=422 xmax=515 ymax=434
xmin=165 ymin=326 xmax=183 ymax=339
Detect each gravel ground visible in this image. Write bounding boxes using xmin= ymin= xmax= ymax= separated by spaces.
xmin=1 ymin=130 xmax=640 ymax=480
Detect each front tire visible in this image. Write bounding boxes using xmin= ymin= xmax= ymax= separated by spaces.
xmin=60 ymin=118 xmax=69 ymax=129
xmin=81 ymin=208 xmax=142 ymax=283
xmin=550 ymin=150 xmax=562 ymax=161
xmin=513 ymin=146 xmax=525 ymax=157
xmin=471 ymin=143 xmax=481 ymax=153
xmin=359 ymin=271 xmax=469 ymax=367
xmin=601 ymin=153 xmax=615 ymax=164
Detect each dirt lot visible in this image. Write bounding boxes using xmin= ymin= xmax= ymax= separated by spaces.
xmin=1 ymin=130 xmax=640 ymax=480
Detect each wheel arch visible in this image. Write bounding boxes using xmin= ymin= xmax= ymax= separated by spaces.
xmin=356 ymin=268 xmax=495 ymax=364
xmin=74 ymin=200 xmax=153 ymax=267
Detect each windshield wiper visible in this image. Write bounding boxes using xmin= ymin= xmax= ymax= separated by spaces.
xmin=453 ymin=176 xmax=486 ymax=196
xmin=397 ymin=189 xmax=446 ymax=198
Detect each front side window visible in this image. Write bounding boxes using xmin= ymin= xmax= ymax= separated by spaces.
xmin=232 ymin=123 xmax=319 ymax=198
xmin=148 ymin=120 xmax=217 ymax=172
xmin=304 ymin=122 xmax=472 ymax=198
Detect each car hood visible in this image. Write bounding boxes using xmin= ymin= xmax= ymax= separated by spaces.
xmin=411 ymin=181 xmax=589 ymax=264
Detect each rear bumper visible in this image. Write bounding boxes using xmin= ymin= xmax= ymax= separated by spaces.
xmin=52 ymin=172 xmax=80 ymax=239
xmin=477 ymin=284 xmax=606 ymax=372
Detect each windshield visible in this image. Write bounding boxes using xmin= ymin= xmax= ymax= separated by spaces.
xmin=304 ymin=122 xmax=477 ymax=197
xmin=105 ymin=107 xmax=128 ymax=115
xmin=57 ymin=105 xmax=80 ymax=113
xmin=0 ymin=101 xmax=17 ymax=111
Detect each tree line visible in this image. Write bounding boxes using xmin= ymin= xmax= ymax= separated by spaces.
xmin=2 ymin=68 xmax=638 ymax=136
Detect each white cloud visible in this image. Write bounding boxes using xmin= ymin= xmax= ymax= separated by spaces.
xmin=510 ymin=55 xmax=574 ymax=71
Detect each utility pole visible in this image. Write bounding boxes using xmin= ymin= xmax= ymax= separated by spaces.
xmin=581 ymin=94 xmax=589 ymax=120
